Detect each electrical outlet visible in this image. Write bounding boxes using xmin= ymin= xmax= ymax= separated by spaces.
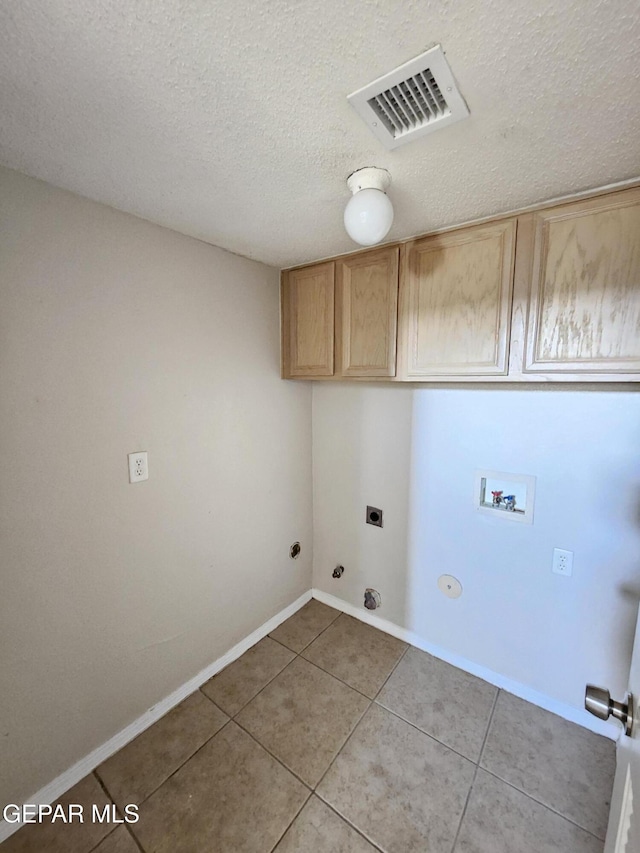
xmin=552 ymin=547 xmax=573 ymax=577
xmin=128 ymin=452 xmax=148 ymax=483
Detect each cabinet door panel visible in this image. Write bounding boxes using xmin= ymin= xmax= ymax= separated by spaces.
xmin=337 ymin=246 xmax=399 ymax=377
xmin=401 ymin=220 xmax=515 ymax=376
xmin=525 ymin=189 xmax=640 ymax=373
xmin=281 ymin=262 xmax=334 ymax=377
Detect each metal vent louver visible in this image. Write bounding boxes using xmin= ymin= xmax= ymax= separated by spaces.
xmin=348 ymin=45 xmax=469 ymax=150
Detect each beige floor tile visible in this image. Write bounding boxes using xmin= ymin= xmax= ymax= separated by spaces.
xmin=454 ymin=770 xmax=604 ymax=853
xmin=201 ymin=636 xmax=296 ymax=715
xmin=301 ymin=615 xmax=407 ymax=698
xmin=377 ymin=647 xmax=497 ymax=761
xmin=236 ymin=656 xmax=370 ymax=787
xmin=269 ymin=599 xmax=341 ymax=653
xmin=96 ymin=690 xmax=227 ymax=808
xmin=480 ymin=691 xmax=615 ymax=839
xmin=133 ymin=722 xmax=308 ymax=853
xmin=274 ymin=796 xmax=379 ymax=853
xmin=91 ymin=826 xmax=140 ymax=853
xmin=317 ymin=704 xmax=475 ymax=853
xmin=0 ymin=774 xmax=113 ymax=853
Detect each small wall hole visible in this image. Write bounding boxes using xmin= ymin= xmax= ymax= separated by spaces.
xmin=364 ymin=588 xmax=382 ymax=610
xmin=289 ymin=542 xmax=301 ymax=559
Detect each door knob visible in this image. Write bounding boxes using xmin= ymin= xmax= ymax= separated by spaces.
xmin=585 ymin=685 xmax=634 ymax=736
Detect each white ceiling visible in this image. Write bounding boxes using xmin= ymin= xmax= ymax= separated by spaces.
xmin=1 ymin=0 xmax=639 ymax=268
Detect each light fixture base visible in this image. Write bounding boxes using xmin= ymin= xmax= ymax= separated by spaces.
xmin=346 ymin=167 xmax=391 ymax=195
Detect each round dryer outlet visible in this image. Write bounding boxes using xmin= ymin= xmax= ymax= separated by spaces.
xmin=438 ymin=574 xmax=463 ymax=599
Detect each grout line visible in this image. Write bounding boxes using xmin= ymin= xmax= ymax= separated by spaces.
xmin=476 ymin=687 xmax=501 ymax=768
xmin=371 ymin=642 xmax=410 ymax=701
xmin=199 ymin=609 xmax=345 ymax=722
xmin=86 ymin=774 xmax=117 ymax=853
xmin=297 ymin=614 xmax=410 ymax=701
xmin=287 ymin=607 xmax=344 ymax=656
xmin=297 ymin=653 xmax=380 ymax=701
xmin=195 ymin=618 xmax=381 ymax=797
xmin=448 ymin=774 xmax=474 ymax=853
xmin=197 ymin=689 xmax=232 ymax=717
xmin=314 ymin=796 xmax=386 ymax=852
xmin=475 ymin=690 xmax=606 ymax=842
xmin=86 ymin=829 xmax=118 ymax=853
xmin=91 ymin=768 xmax=115 ymax=805
xmin=266 ymin=790 xmax=313 ymax=853
xmin=448 ymin=688 xmax=502 ymax=853
xmin=478 ymin=766 xmax=608 ymax=842
xmin=370 ymin=698 xmax=485 ymax=767
xmin=100 ymin=718 xmax=234 ymax=817
xmin=228 ymin=656 xmax=302 ymax=720
xmin=200 ymin=649 xmax=296 ymax=719
xmin=232 ymin=718 xmax=315 ymax=791
xmin=88 ymin=775 xmax=145 ymax=853
xmin=108 ymin=712 xmax=314 ymax=853
xmin=311 ymin=698 xmax=374 ymax=793
xmin=230 ymin=615 xmax=491 ymax=812
xmin=230 ymin=657 xmax=373 ymax=796
xmin=268 ymin=635 xmax=303 ymax=655
xmin=123 ymin=822 xmax=146 ymax=853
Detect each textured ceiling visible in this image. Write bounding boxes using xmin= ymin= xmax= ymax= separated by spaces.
xmin=1 ymin=0 xmax=639 ymax=268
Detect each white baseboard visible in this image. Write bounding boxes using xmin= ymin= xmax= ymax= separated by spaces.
xmin=0 ymin=589 xmax=312 ymax=844
xmin=312 ymin=588 xmax=618 ymax=742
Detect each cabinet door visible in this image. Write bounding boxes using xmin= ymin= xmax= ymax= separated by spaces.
xmin=524 ymin=188 xmax=640 ymax=374
xmin=337 ymin=246 xmax=399 ymax=377
xmin=281 ymin=262 xmax=335 ymax=377
xmin=400 ymin=220 xmax=516 ymax=377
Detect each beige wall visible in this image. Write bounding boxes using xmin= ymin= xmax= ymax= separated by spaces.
xmin=0 ymin=167 xmax=313 ymax=805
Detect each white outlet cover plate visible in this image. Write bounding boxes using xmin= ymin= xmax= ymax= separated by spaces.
xmin=128 ymin=451 xmax=148 ymax=483
xmin=438 ymin=574 xmax=463 ymax=599
xmin=552 ymin=547 xmax=573 ymax=577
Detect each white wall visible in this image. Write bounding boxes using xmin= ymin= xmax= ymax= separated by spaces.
xmin=0 ymin=167 xmax=313 ymax=806
xmin=313 ymin=383 xmax=640 ymax=723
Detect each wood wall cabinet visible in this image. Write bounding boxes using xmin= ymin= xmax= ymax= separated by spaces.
xmin=522 ymin=188 xmax=640 ymax=374
xmin=281 ymin=246 xmax=399 ymax=379
xmin=281 ymin=185 xmax=640 ymax=383
xmin=281 ymin=261 xmax=335 ymax=377
xmin=398 ymin=219 xmax=516 ymax=377
xmin=336 ymin=246 xmax=399 ymax=377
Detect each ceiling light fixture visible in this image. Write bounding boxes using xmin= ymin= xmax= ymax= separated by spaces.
xmin=343 ymin=167 xmax=393 ymax=247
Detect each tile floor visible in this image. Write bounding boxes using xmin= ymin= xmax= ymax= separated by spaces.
xmin=2 ymin=600 xmax=616 ymax=853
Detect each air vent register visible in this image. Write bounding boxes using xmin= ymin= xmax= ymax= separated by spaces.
xmin=348 ymin=45 xmax=469 ymax=150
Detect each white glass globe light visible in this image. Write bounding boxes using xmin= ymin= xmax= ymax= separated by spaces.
xmin=344 ymin=188 xmax=394 ymax=246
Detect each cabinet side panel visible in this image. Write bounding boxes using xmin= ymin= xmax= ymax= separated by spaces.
xmin=340 ymin=247 xmax=398 ymax=377
xmin=280 ymin=272 xmax=293 ymax=378
xmin=528 ymin=197 xmax=640 ymax=371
